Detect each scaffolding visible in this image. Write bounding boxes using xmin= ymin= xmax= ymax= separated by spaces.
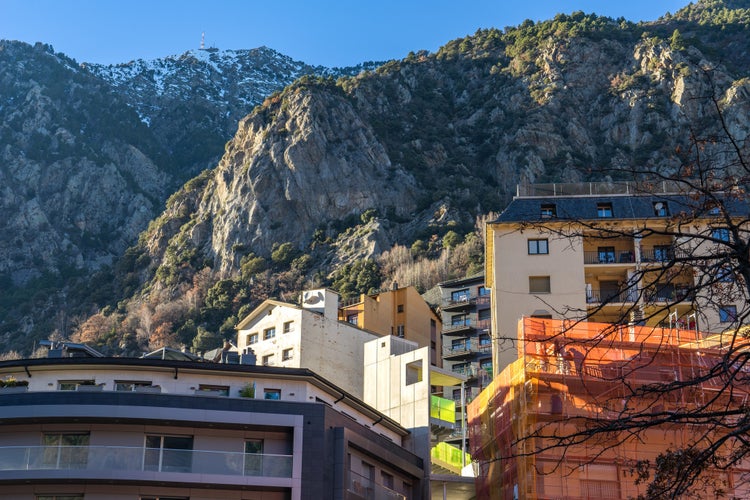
xmin=468 ymin=317 xmax=750 ymax=499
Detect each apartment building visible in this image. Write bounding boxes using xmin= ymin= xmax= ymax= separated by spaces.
xmin=436 ymin=274 xmax=492 ymax=451
xmin=485 ymin=182 xmax=750 ymax=375
xmin=0 ymin=356 xmax=425 ymax=500
xmin=235 ymin=289 xmax=378 ymax=398
xmin=468 ymin=317 xmax=750 ymax=499
xmin=338 ymin=285 xmax=442 ymax=366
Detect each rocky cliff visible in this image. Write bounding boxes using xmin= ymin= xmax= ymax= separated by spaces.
xmin=3 ymin=0 xmax=750 ymax=355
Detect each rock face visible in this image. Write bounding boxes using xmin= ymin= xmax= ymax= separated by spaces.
xmin=201 ymin=87 xmax=418 ymax=275
xmin=4 ymin=1 xmax=750 ymax=354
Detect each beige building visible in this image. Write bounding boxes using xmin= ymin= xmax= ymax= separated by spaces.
xmin=339 ymin=285 xmax=442 ymax=366
xmin=235 ymin=288 xmax=378 ymax=398
xmin=486 ymin=182 xmax=750 ymax=375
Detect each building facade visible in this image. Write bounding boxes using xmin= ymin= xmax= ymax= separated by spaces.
xmin=0 ymin=357 xmax=425 ymax=500
xmin=486 ymin=182 xmax=750 ymax=375
xmin=338 ymin=285 xmax=442 ymax=367
xmin=235 ymin=289 xmax=379 ymax=398
xmin=436 ymin=274 xmax=492 ymax=451
xmin=468 ymin=317 xmax=750 ymax=499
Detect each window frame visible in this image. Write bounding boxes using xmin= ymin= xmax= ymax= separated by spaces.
xmin=143 ymin=434 xmax=194 ymax=473
xmin=719 ymin=305 xmax=737 ymax=323
xmin=540 ymin=203 xmax=557 ymax=218
xmin=262 ymin=354 xmax=274 ymax=366
xmin=529 ymin=276 xmax=551 ymax=294
xmin=282 ymin=348 xmax=293 ymax=361
xmin=597 ymin=202 xmax=613 ymax=218
xmin=282 ymin=321 xmax=293 ymax=333
xmin=712 ymin=227 xmax=731 ymax=242
xmin=263 ymin=388 xmax=281 ymax=400
xmin=527 ymin=238 xmax=549 ymax=255
xmin=263 ymin=327 xmax=276 ymax=340
xmin=42 ymin=433 xmax=90 ymax=469
xmin=247 ymin=333 xmax=259 ymax=345
xmin=653 ymin=201 xmax=669 ymax=217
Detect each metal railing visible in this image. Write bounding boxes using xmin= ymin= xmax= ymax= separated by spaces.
xmin=586 ymin=289 xmax=637 ymax=304
xmin=347 ymin=469 xmax=406 ymax=499
xmin=0 ymin=446 xmax=293 ymax=478
xmin=583 ymin=250 xmax=635 ymax=265
xmin=443 ymin=339 xmax=492 ymax=358
xmin=517 ymin=181 xmax=684 ymax=198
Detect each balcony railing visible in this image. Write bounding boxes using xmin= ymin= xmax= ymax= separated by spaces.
xmin=641 ymin=247 xmax=689 ymax=262
xmin=0 ymin=446 xmax=293 ymax=478
xmin=443 ymin=339 xmax=492 ymax=358
xmin=430 ymin=395 xmax=456 ymax=425
xmin=517 ymin=181 xmax=684 ymax=198
xmin=586 ymin=289 xmax=637 ymax=304
xmin=347 ymin=469 xmax=406 ymax=499
xmin=450 ymin=364 xmax=480 ymax=379
xmin=583 ymin=250 xmax=635 ymax=265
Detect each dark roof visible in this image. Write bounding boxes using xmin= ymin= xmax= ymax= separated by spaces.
xmin=493 ymin=194 xmax=749 ymax=223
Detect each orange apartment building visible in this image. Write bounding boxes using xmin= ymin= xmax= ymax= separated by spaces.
xmin=467 ymin=317 xmax=750 ymax=499
xmin=339 ymin=285 xmax=442 ymax=366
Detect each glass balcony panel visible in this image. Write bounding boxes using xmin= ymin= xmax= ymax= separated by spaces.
xmin=0 ymin=446 xmax=293 ymax=478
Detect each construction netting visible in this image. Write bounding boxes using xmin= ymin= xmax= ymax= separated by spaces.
xmin=468 ymin=317 xmax=750 ymax=499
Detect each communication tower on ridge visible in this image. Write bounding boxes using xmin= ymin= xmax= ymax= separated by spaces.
xmin=200 ymin=32 xmax=205 ymax=50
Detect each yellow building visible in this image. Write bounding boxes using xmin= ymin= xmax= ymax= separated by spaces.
xmin=339 ymin=285 xmax=442 ymax=366
xmin=485 ymin=182 xmax=749 ymax=376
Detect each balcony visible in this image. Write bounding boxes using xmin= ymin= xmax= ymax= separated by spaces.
xmin=450 ymin=364 xmax=480 ymax=380
xmin=452 ymin=387 xmax=481 ymax=407
xmin=443 ymin=295 xmax=476 ymax=311
xmin=431 ymin=442 xmax=472 ymax=476
xmin=586 ymin=289 xmax=637 ymax=305
xmin=583 ymin=250 xmax=635 ymax=265
xmin=430 ymin=395 xmax=456 ymax=426
xmin=443 ymin=339 xmax=492 ymax=359
xmin=347 ymin=469 xmax=405 ymax=499
xmin=0 ymin=445 xmax=293 ymax=482
xmin=641 ymin=246 xmax=689 ymax=263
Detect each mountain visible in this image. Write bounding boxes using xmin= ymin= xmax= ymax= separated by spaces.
xmin=86 ymin=47 xmax=381 ymax=176
xmin=3 ymin=0 xmax=750 ymax=355
xmin=0 ymin=41 xmax=378 ymax=352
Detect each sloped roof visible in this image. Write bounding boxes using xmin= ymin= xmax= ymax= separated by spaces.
xmin=493 ymin=193 xmax=749 ymax=223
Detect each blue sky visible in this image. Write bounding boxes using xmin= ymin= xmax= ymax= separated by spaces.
xmin=2 ymin=1 xmax=690 ymax=67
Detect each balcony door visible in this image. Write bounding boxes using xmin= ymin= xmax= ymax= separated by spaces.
xmin=144 ymin=435 xmax=193 ymax=473
xmin=42 ymin=433 xmax=89 ymax=469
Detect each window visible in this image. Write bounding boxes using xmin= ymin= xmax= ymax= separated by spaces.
xmin=346 ymin=313 xmax=358 ymax=325
xmin=262 ymin=354 xmax=274 ymax=366
xmin=451 ymin=314 xmax=470 ymax=326
xmin=57 ymin=380 xmax=95 ymax=391
xmin=597 ymin=246 xmax=615 ymax=263
xmin=451 ymin=289 xmax=470 ymax=302
xmin=529 ymin=276 xmax=551 ymax=294
xmin=144 ymin=435 xmax=193 ymax=473
xmin=480 ymin=359 xmax=493 ymax=374
xmin=141 ymin=497 xmax=189 ymax=500
xmin=245 ymin=439 xmax=264 ymax=475
xmin=396 ymin=325 xmax=405 ymax=337
xmin=478 ymin=309 xmax=491 ymax=321
xmin=528 ymin=238 xmax=549 ymax=255
xmin=283 ymin=321 xmax=293 ymax=333
xmin=405 ymin=360 xmax=422 ymax=385
xmin=654 ymin=245 xmax=672 ymax=262
xmin=653 ymin=201 xmax=669 ymax=216
xmin=712 ymin=227 xmax=731 ymax=242
xmin=719 ymin=305 xmax=737 ymax=323
xmin=597 ymin=202 xmax=613 ymax=217
xmin=381 ymin=471 xmax=395 ymax=489
xmin=197 ymin=384 xmax=229 ymax=396
xmin=247 ymin=333 xmax=258 ymax=345
xmin=718 ymin=266 xmax=735 ymax=283
xmin=282 ymin=348 xmax=293 ymax=361
xmin=263 ymin=327 xmax=276 ymax=340
xmin=37 ymin=496 xmax=85 ymax=500
xmin=397 ymin=304 xmax=404 ymax=313
xmin=540 ymin=203 xmax=556 ymax=218
xmin=263 ymin=388 xmax=281 ymax=400
xmin=115 ymin=380 xmax=153 ymax=391
xmin=479 ymin=334 xmax=492 ymax=346
xmin=42 ymin=433 xmax=89 ymax=468
xmin=478 ymin=286 xmax=490 ymax=296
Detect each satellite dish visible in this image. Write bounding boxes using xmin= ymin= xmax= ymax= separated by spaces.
xmin=303 ymin=291 xmax=323 ymax=305
xmin=655 ymin=202 xmax=664 ymax=210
